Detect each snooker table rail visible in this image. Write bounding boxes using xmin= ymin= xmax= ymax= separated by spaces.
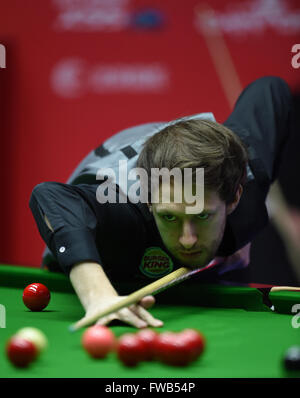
xmin=1 ymin=264 xmax=300 ymax=315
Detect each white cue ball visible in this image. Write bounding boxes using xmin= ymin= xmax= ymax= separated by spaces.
xmin=15 ymin=327 xmax=48 ymax=354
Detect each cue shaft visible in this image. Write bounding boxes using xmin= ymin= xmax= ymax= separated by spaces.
xmin=270 ymin=286 xmax=300 ymax=292
xmin=196 ymin=4 xmax=243 ymax=108
xmin=70 ymin=266 xmax=199 ymax=331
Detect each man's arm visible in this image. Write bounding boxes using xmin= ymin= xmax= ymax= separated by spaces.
xmin=215 ymin=242 xmax=251 ymax=274
xmin=43 ymin=213 xmax=162 ymax=329
xmin=69 ymin=261 xmax=163 ymax=328
xmin=30 ymin=183 xmax=162 ymax=328
xmin=44 ymin=215 xmax=163 ymax=328
xmin=216 ymin=182 xmax=300 ymax=283
xmin=266 ymin=181 xmax=300 ymax=283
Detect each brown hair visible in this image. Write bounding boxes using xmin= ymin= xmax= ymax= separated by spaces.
xmin=136 ymin=118 xmax=248 ymax=204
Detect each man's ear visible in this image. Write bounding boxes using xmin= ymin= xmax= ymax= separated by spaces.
xmin=147 ymin=203 xmax=152 ymax=212
xmin=226 ymin=184 xmax=243 ymax=215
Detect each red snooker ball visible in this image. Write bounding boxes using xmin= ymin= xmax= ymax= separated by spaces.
xmin=22 ymin=283 xmax=51 ymax=311
xmin=136 ymin=329 xmax=159 ymax=361
xmin=180 ymin=329 xmax=205 ymax=362
xmin=82 ymin=325 xmax=116 ymax=359
xmin=117 ymin=333 xmax=147 ymax=366
xmin=6 ymin=336 xmax=37 ymax=367
xmin=154 ymin=332 xmax=191 ymax=366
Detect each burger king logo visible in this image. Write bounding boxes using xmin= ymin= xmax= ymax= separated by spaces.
xmin=140 ymin=247 xmax=173 ymax=278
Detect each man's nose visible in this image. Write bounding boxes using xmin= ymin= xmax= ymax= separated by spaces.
xmin=179 ymin=221 xmax=198 ymax=249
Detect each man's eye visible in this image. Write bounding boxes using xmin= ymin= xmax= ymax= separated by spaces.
xmin=196 ymin=213 xmax=210 ymax=220
xmin=163 ymin=214 xmax=177 ymax=222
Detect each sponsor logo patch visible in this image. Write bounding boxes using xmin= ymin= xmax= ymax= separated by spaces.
xmin=140 ymin=247 xmax=173 ymax=278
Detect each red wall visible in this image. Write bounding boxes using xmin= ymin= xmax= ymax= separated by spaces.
xmin=0 ymin=0 xmax=299 ymax=268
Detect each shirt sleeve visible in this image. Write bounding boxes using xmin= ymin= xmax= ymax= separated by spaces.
xmin=29 ymin=181 xmax=103 ymax=275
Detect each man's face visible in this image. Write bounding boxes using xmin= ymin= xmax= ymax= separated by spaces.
xmin=150 ymin=183 xmax=241 ymax=269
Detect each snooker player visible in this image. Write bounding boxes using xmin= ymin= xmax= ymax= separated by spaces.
xmin=29 ymin=76 xmax=297 ymax=328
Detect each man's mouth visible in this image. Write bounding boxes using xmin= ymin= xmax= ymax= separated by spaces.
xmin=179 ymin=250 xmax=202 ymax=257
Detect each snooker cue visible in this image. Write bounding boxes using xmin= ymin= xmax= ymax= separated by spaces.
xmin=270 ymin=286 xmax=300 ymax=292
xmin=197 ymin=4 xmax=300 ymax=284
xmin=195 ymin=4 xmax=242 ymax=109
xmin=69 ymin=261 xmax=218 ymax=332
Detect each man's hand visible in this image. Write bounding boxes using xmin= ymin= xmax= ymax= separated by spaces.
xmin=81 ymin=295 xmax=163 ymax=329
xmin=70 ymin=262 xmax=164 ymax=329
